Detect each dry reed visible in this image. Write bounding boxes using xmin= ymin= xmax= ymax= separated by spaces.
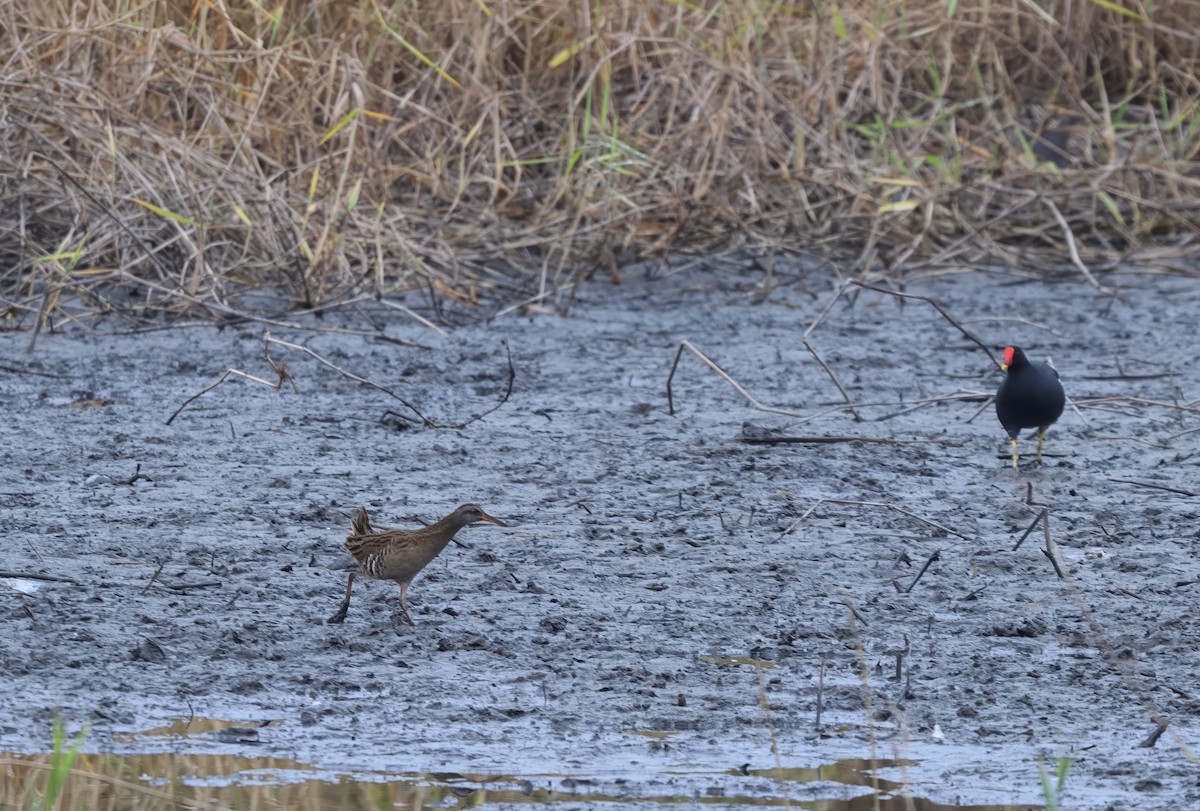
xmin=2 ymin=0 xmax=1198 ymax=324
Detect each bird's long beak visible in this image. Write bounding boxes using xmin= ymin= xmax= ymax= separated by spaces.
xmin=1000 ymin=362 xmax=1009 ymax=372
xmin=479 ymin=513 xmax=507 ymax=527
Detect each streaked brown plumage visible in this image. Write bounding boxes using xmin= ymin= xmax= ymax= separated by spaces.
xmin=326 ymin=504 xmax=505 ymax=626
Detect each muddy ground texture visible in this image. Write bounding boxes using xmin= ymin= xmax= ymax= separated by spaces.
xmin=2 ymin=267 xmax=1199 ymax=809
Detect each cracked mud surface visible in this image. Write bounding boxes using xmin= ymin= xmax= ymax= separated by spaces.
xmin=2 ymin=268 xmax=1199 ymax=808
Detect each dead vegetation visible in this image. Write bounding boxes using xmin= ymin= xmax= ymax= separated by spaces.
xmin=1 ymin=0 xmax=1198 ymax=325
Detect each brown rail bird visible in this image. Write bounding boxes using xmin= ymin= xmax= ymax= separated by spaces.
xmin=326 ymin=504 xmax=506 ymax=626
xmin=995 ymin=345 xmax=1065 ymax=468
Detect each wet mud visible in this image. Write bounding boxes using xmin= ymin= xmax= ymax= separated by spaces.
xmin=2 ymin=267 xmax=1198 ymax=809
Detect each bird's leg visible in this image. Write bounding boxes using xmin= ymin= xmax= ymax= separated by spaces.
xmin=1035 ymin=429 xmax=1047 ymax=464
xmin=397 ymin=580 xmax=415 ymax=626
xmin=327 ymin=571 xmax=357 ymax=624
xmin=1010 ymin=438 xmax=1020 ymax=469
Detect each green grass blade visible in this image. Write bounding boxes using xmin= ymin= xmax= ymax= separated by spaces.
xmin=43 ymin=716 xmax=89 ymax=811
xmin=131 ymin=198 xmax=199 ymax=228
xmin=1084 ymin=0 xmax=1146 ymax=20
xmin=371 ymin=0 xmax=462 ymax=90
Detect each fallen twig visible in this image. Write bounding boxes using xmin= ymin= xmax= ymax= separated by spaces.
xmin=801 ymin=279 xmax=853 ymax=339
xmin=787 ymin=498 xmax=972 ymax=541
xmin=375 ymin=297 xmax=449 ymax=337
xmin=1042 ymin=198 xmax=1116 ymax=296
xmin=1041 ymin=546 xmax=1066 ymax=579
xmin=166 ymin=338 xmax=296 ymax=425
xmin=964 ymin=395 xmax=995 ymax=425
xmin=805 ymin=281 xmax=996 ymax=369
xmin=1076 ymin=396 xmax=1200 ymax=417
xmin=814 ymin=654 xmax=827 ymax=731
xmin=803 ymin=339 xmax=862 ymax=422
xmin=114 ymin=463 xmax=152 ymax=486
xmin=141 ymin=561 xmax=165 ymax=595
xmin=904 ymin=550 xmax=941 ymax=594
xmin=666 ymin=340 xmax=807 ymax=418
xmin=1163 ymin=426 xmax=1200 ymax=443
xmin=961 ymin=315 xmax=1061 ymax=337
xmin=264 ymin=333 xmax=515 ymax=429
xmin=169 ymin=333 xmax=514 ymax=429
xmin=1013 ymin=509 xmax=1046 ymax=552
xmin=167 ymin=367 xmax=291 ymax=426
xmin=0 ymin=571 xmax=79 ymax=585
xmin=1041 ymin=511 xmax=1066 ymax=580
xmin=1108 ymin=478 xmax=1199 ymax=497
xmin=741 ymin=434 xmax=950 ymax=445
xmin=1080 ymin=372 xmax=1177 ymax=381
xmin=879 ymin=391 xmax=992 ymax=422
xmin=158 ymin=580 xmax=222 ymax=591
xmin=0 ymin=362 xmax=68 ymax=379
xmin=839 ymin=593 xmax=869 ymax=627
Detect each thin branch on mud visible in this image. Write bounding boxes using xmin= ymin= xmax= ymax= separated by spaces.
xmin=113 ymin=463 xmax=152 ymax=486
xmin=838 ymin=593 xmax=869 ymax=628
xmin=1041 ymin=511 xmax=1066 ymax=580
xmin=1042 ymin=198 xmax=1116 ymax=296
xmin=1091 ymin=435 xmax=1171 ymax=450
xmin=375 ymin=298 xmax=450 ymax=338
xmin=169 ymin=333 xmax=514 ymax=429
xmin=1163 ymin=426 xmax=1200 ymax=443
xmin=1041 ymin=547 xmax=1066 ymax=579
xmin=878 ymin=391 xmax=992 ymax=422
xmin=1013 ymin=485 xmax=1065 ymax=577
xmin=141 ymin=561 xmax=165 ymax=595
xmin=961 ymin=315 xmax=1062 ymax=337
xmin=0 ymin=362 xmax=69 ymax=379
xmin=166 ymin=347 xmax=296 ymax=425
xmin=0 ymin=571 xmax=79 ymax=584
xmin=814 ymin=655 xmax=827 ymax=731
xmin=805 ymin=281 xmax=997 ymax=368
xmin=802 ymin=339 xmax=862 ymax=422
xmin=159 ymin=580 xmax=222 ymax=591
xmin=741 ymin=434 xmax=948 ymax=446
xmin=666 ymin=340 xmax=807 ymax=418
xmin=961 ymin=582 xmax=989 ymax=600
xmin=1012 ymin=508 xmax=1047 ymax=552
xmin=1108 ymin=478 xmax=1199 ymax=497
xmin=666 ymin=338 xmax=983 ymax=428
xmin=1080 ymin=372 xmax=1178 ymax=382
xmin=1076 ymin=396 xmax=1200 ymax=417
xmin=801 ymin=278 xmax=853 ymax=338
xmin=904 ymin=550 xmax=942 ymax=594
xmin=264 ymin=333 xmax=428 ymax=422
xmin=264 ymin=333 xmax=515 ymax=430
xmin=788 ymin=498 xmax=972 ymax=541
xmin=963 ymin=395 xmax=995 ymax=424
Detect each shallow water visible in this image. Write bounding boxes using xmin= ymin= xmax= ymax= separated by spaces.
xmin=3 ymin=716 xmax=1036 ymax=810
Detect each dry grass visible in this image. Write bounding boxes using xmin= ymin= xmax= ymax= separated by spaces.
xmin=1 ymin=0 xmax=1198 ymax=324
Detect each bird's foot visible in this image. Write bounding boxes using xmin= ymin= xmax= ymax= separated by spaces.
xmin=398 ymin=606 xmax=416 ymax=627
xmin=1035 ymin=431 xmax=1048 ymax=465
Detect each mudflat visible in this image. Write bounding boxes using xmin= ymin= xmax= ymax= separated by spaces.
xmin=2 ymin=268 xmax=1197 ymax=808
